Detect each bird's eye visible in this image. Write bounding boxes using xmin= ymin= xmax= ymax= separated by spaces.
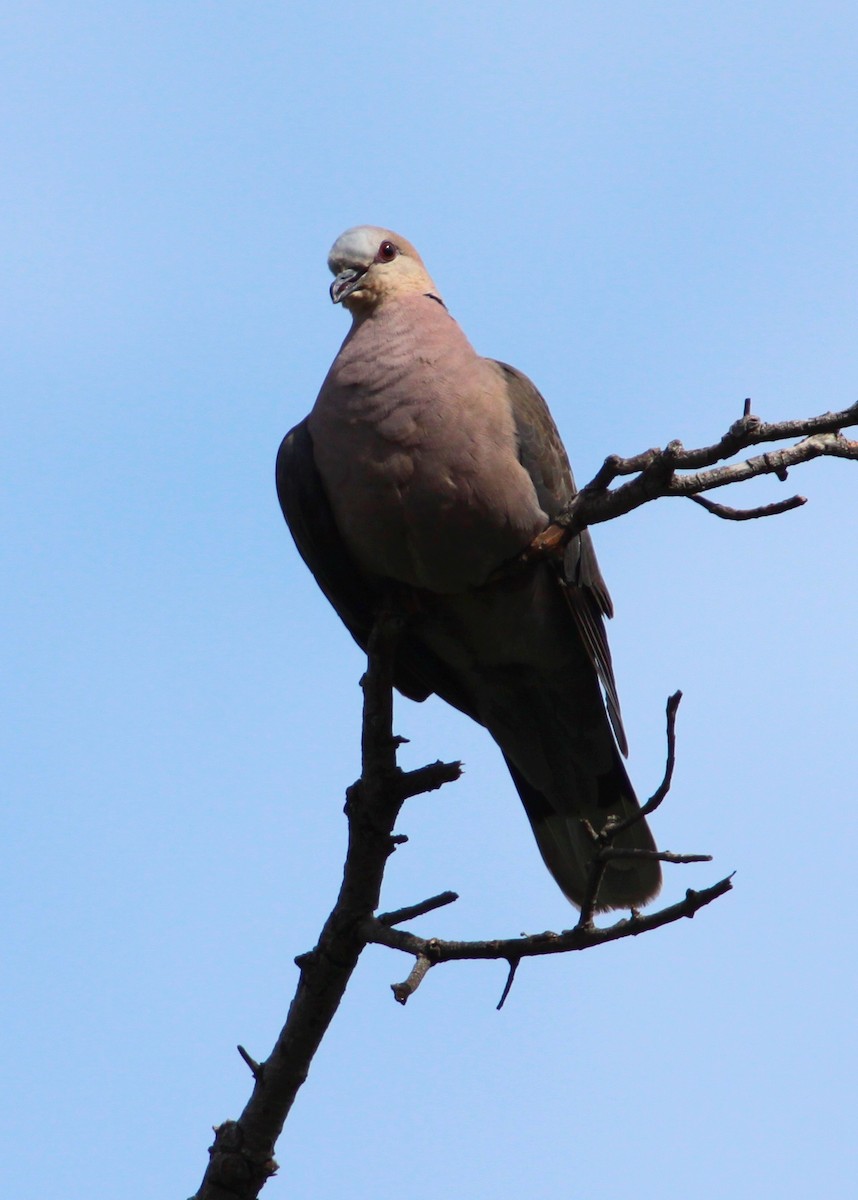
xmin=377 ymin=240 xmax=398 ymax=262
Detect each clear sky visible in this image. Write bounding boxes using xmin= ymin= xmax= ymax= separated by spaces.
xmin=3 ymin=3 xmax=857 ymax=1197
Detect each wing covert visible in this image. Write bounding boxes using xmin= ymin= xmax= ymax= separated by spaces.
xmin=493 ymin=360 xmax=629 ymax=755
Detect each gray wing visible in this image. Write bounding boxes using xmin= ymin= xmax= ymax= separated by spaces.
xmin=275 ymin=417 xmax=479 ymax=720
xmin=492 ymin=361 xmax=629 ymax=755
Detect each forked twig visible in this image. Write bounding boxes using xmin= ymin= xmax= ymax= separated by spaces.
xmin=520 ymin=401 xmax=858 ymax=566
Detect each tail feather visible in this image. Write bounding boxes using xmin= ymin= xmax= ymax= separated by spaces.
xmin=410 ymin=569 xmax=661 ymax=911
xmin=503 ymin=752 xmax=662 ymax=911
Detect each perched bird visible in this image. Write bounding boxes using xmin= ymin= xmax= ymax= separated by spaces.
xmin=277 ymin=226 xmax=661 ymax=911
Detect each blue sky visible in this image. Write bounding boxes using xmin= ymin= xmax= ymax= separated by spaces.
xmin=3 ymin=3 xmax=857 ymax=1197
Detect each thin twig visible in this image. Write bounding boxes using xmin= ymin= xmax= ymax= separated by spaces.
xmin=688 ymin=492 xmax=807 ymax=520
xmin=575 ymin=690 xmax=683 ymax=925
xmin=599 ymin=848 xmax=712 ymax=864
xmin=395 ymin=759 xmax=463 ymax=800
xmin=496 ymin=959 xmax=520 ymax=1011
xmin=613 ymin=690 xmax=683 ymax=835
xmin=576 ymin=846 xmax=609 ymax=931
xmin=378 ymin=891 xmax=460 ymax=927
xmin=237 ymin=1046 xmax=263 ymax=1081
xmin=391 ymin=953 xmax=434 ymax=1004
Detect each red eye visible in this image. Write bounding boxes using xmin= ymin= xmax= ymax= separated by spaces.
xmin=377 ymin=240 xmax=398 ymax=262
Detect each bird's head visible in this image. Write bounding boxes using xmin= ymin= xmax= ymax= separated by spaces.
xmin=327 ymin=226 xmax=441 ymax=313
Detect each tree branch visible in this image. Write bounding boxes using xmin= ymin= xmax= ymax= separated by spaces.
xmin=191 ymin=395 xmax=857 ymax=1194
xmin=363 ymin=876 xmax=734 ymax=1004
xmin=358 ymin=684 xmax=727 ymax=1010
xmin=378 ymin=891 xmax=460 ymax=926
xmin=191 ymin=614 xmax=461 ymax=1199
xmin=688 ymin=492 xmax=807 ymax=521
xmin=192 ymin=615 xmax=726 ymax=1195
xmin=520 ymin=400 xmax=858 ymax=562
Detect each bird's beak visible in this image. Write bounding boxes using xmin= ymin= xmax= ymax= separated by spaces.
xmin=330 ymin=266 xmax=368 ymax=304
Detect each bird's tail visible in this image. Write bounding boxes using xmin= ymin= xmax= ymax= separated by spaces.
xmin=503 ymin=752 xmax=662 ymax=912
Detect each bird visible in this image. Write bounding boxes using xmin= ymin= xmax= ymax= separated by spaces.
xmin=276 ymin=225 xmax=661 ymax=911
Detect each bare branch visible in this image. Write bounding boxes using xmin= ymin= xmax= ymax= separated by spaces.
xmin=378 ymin=891 xmax=460 ymax=927
xmin=590 ymin=402 xmax=858 ymax=485
xmin=236 ymin=1046 xmax=263 ymax=1082
xmin=391 ymin=953 xmax=434 ymax=1004
xmin=599 ymin=848 xmax=712 ymax=864
xmin=688 ymin=492 xmax=807 ymax=520
xmin=394 ymin=759 xmax=463 ymax=801
xmin=625 ymin=690 xmax=682 ymax=826
xmin=576 ymin=841 xmax=610 ymax=932
xmin=192 ymin=612 xmax=461 ymax=1200
xmin=663 ymin=431 xmax=857 ymax=498
xmin=516 ymin=402 xmax=858 ymax=562
xmin=364 ymin=876 xmax=735 ymax=1002
xmin=497 ymin=958 xmax=521 ymax=1011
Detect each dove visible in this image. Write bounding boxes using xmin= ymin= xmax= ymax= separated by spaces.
xmin=276 ymin=225 xmax=661 ymax=911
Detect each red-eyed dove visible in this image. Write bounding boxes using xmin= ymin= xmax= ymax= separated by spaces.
xmin=277 ymin=226 xmax=661 ymax=911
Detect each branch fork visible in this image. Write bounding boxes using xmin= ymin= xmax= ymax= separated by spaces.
xmin=525 ymin=400 xmax=858 ymax=561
